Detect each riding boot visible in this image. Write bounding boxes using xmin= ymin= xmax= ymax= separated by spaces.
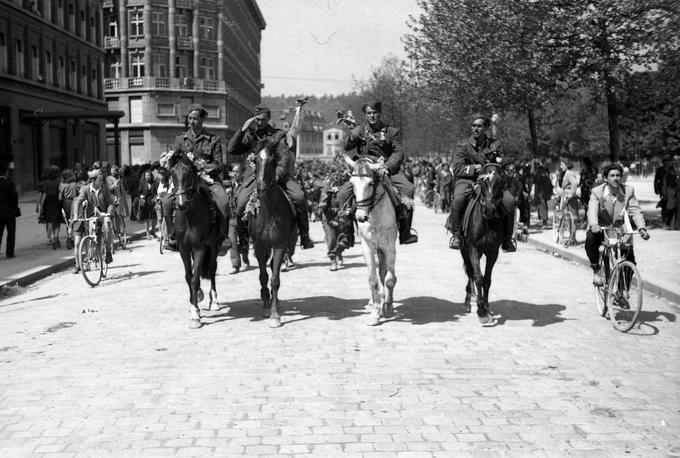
xmin=448 ymin=203 xmax=464 ymax=250
xmin=398 ymin=206 xmax=418 ymax=245
xmin=501 ymin=213 xmax=517 ymax=252
xmin=296 ymin=204 xmax=314 ymax=249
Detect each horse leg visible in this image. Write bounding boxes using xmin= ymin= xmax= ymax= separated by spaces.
xmin=255 ymin=246 xmax=271 ymax=318
xmin=208 ymin=245 xmax=220 ymax=311
xmin=180 ymin=247 xmax=201 ymax=328
xmin=480 ymin=250 xmax=499 ymax=323
xmin=190 ymin=249 xmax=205 ymax=329
xmin=470 ymin=250 xmax=487 ymax=323
xmin=268 ymin=248 xmax=285 ymax=328
xmin=382 ymin=247 xmax=397 ymax=319
xmin=461 ymin=246 xmax=475 ymax=313
xmin=362 ymin=244 xmax=381 ymax=326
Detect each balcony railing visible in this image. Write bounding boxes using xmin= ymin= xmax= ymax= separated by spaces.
xmin=103 ymin=0 xmax=114 ymax=8
xmin=104 ymin=36 xmax=120 ymax=49
xmin=176 ymin=0 xmax=193 ymax=9
xmin=177 ymin=36 xmax=193 ymax=50
xmin=104 ymin=77 xmax=226 ymax=93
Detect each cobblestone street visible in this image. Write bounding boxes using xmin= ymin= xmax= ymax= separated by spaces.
xmin=1 ymin=203 xmax=678 ymax=457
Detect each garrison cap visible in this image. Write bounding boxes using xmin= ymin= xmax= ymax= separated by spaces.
xmin=187 ymin=103 xmax=208 ymax=117
xmin=254 ymin=104 xmax=271 ymax=115
xmin=362 ymin=100 xmax=382 ymax=113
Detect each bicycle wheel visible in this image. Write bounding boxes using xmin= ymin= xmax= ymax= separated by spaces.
xmin=159 ymin=218 xmax=166 ymax=254
xmin=606 ymin=260 xmax=643 ymax=332
xmin=102 ymin=242 xmax=111 ymax=278
xmin=559 ymin=211 xmax=573 ymax=247
xmin=117 ymin=215 xmax=128 ymax=250
xmin=79 ymin=236 xmax=103 ymax=287
xmin=552 ymin=211 xmax=559 ymax=243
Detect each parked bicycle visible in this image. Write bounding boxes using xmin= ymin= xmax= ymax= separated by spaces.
xmin=593 ymin=226 xmax=643 ymax=332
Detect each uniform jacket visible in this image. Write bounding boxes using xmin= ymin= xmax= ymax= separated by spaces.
xmin=452 ymin=135 xmax=503 ymax=180
xmin=344 ymin=122 xmax=404 ymax=175
xmin=227 ymin=125 xmax=290 ymax=184
xmin=587 ymin=183 xmax=646 ymax=230
xmin=0 ymin=176 xmax=19 ymax=218
xmin=173 ymin=129 xmax=223 ymax=177
xmin=72 ymin=183 xmax=115 ymax=219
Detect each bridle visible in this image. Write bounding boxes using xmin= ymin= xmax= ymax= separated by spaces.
xmin=350 ymin=162 xmax=386 ymax=214
xmin=172 ymin=155 xmax=198 ymax=204
xmin=477 ymin=163 xmax=504 ymax=218
xmin=254 ymin=147 xmax=277 ymax=194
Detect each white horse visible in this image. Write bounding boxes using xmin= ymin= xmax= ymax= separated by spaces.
xmin=344 ymin=155 xmax=398 ymax=326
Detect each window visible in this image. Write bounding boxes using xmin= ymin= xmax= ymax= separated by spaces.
xmin=80 ymin=64 xmax=87 ymax=93
xmin=175 ymin=14 xmax=188 ymax=37
xmin=157 ymin=103 xmax=175 ymax=117
xmin=152 ymin=11 xmax=166 ymax=36
xmin=200 ymin=57 xmax=214 ymax=80
xmin=129 ymin=9 xmax=143 ymax=37
xmin=129 ymin=97 xmax=143 ymax=123
xmin=45 ymin=51 xmax=53 ymax=84
xmin=79 ymin=10 xmax=86 ymax=37
xmin=108 ymin=14 xmax=118 ymax=36
xmin=130 ymin=51 xmax=144 ymax=77
xmin=0 ymin=33 xmax=6 ymax=73
xmin=200 ymin=17 xmax=214 ymax=40
xmin=205 ymin=106 xmax=220 ymax=119
xmin=68 ymin=3 xmax=75 ymax=32
xmin=174 ymin=55 xmax=187 ymax=79
xmin=108 ymin=55 xmax=121 ymax=78
xmin=15 ymin=40 xmax=24 ymax=77
xmin=69 ymin=59 xmax=76 ymax=90
xmin=44 ymin=0 xmax=52 ymax=21
xmin=57 ymin=55 xmax=65 ymax=87
xmin=90 ymin=68 xmax=97 ymax=96
xmin=56 ymin=0 xmax=64 ymax=27
xmin=31 ymin=45 xmax=39 ymax=80
xmin=90 ymin=15 xmax=96 ymax=41
xmin=152 ymin=53 xmax=167 ymax=77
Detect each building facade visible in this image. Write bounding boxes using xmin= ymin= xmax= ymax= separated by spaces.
xmin=103 ymin=0 xmax=266 ymax=165
xmin=323 ymin=126 xmax=345 ymax=160
xmin=274 ymin=108 xmax=328 ymax=162
xmin=0 ymin=0 xmax=109 ymax=191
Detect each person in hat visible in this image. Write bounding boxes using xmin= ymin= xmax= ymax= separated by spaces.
xmin=163 ymin=103 xmax=230 ymax=251
xmin=336 ymin=100 xmax=418 ymax=244
xmin=445 ymin=113 xmax=517 ymax=252
xmin=71 ymin=168 xmax=115 ymax=272
xmin=226 ymin=104 xmax=315 ymax=250
xmin=0 ymin=161 xmax=19 ymax=258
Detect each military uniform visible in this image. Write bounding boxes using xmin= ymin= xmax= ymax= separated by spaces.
xmin=337 ymin=121 xmax=417 ymax=244
xmin=446 ymin=135 xmax=516 ymax=251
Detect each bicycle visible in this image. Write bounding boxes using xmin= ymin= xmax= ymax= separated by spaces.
xmin=593 ymin=226 xmax=643 ymax=332
xmin=110 ymin=200 xmax=128 ymax=252
xmin=424 ymin=190 xmax=440 ymax=212
xmin=73 ymin=209 xmax=114 ymax=287
xmin=552 ymin=194 xmax=576 ymax=247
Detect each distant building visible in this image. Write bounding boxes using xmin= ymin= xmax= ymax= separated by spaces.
xmin=323 ymin=126 xmax=345 ymax=160
xmin=274 ymin=108 xmax=328 ymax=161
xmin=0 ymin=0 xmax=114 ymax=191
xmin=103 ymin=0 xmax=265 ymax=164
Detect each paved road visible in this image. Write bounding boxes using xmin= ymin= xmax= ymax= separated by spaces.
xmin=1 ymin=203 xmax=678 ymax=457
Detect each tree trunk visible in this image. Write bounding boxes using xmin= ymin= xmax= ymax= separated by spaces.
xmin=527 ymin=106 xmax=539 ymax=158
xmin=605 ymin=77 xmax=621 ymax=163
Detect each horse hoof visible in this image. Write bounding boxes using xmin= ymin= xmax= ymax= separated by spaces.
xmin=210 ymin=302 xmax=221 ymax=311
xmin=188 ymin=319 xmax=202 ymax=329
xmin=262 ymin=309 xmax=272 ymax=319
xmin=197 ymin=289 xmax=204 ymax=303
xmin=367 ymin=316 xmax=380 ymax=326
xmin=478 ymin=314 xmax=492 ymax=324
xmin=382 ymin=305 xmax=394 ymax=319
xmin=269 ymin=317 xmax=282 ymax=328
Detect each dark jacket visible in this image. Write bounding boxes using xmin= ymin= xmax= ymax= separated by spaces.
xmin=228 ymin=126 xmax=290 ymax=184
xmin=452 ymin=135 xmax=503 ymax=180
xmin=0 ymin=176 xmax=19 ymax=218
xmin=173 ymin=129 xmax=223 ymax=178
xmin=344 ymin=122 xmax=404 ymax=175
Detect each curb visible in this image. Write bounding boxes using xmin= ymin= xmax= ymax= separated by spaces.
xmin=527 ymin=236 xmax=680 ymax=307
xmin=0 ymin=230 xmax=148 ymax=290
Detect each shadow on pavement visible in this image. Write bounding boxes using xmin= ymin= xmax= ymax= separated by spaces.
xmin=488 ymin=300 xmax=569 ymax=327
xmin=393 ymin=296 xmax=465 ymax=325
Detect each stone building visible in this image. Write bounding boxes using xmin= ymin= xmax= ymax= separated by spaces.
xmin=103 ymin=0 xmax=266 ymax=165
xmin=273 ymin=108 xmax=328 ymax=162
xmin=0 ymin=0 xmax=113 ymax=191
xmin=323 ymin=126 xmax=345 ymax=161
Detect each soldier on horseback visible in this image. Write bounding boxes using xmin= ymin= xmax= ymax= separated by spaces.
xmin=226 ymin=104 xmax=314 ymax=250
xmin=446 ymin=114 xmax=517 ymax=252
xmin=337 ymin=101 xmax=418 ymax=245
xmin=164 ymin=104 xmax=230 ymax=252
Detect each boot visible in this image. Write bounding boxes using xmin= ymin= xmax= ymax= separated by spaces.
xmin=501 ymin=213 xmax=517 ymax=252
xmin=398 ymin=207 xmax=418 ymax=245
xmin=296 ymin=204 xmax=314 ymax=249
xmin=165 ymin=215 xmax=177 ymax=249
xmin=448 ymin=203 xmax=463 ymax=250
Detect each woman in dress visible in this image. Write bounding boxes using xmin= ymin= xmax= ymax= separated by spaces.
xmin=38 ymin=165 xmax=63 ymax=249
xmin=137 ymin=170 xmax=158 ymax=239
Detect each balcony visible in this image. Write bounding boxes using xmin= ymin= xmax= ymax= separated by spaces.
xmin=176 ymin=0 xmax=193 ymax=9
xmin=104 ymin=36 xmax=120 ymax=49
xmin=103 ymin=0 xmax=114 ymax=8
xmin=177 ymin=36 xmax=193 ymax=50
xmin=103 ymin=77 xmax=227 ymax=93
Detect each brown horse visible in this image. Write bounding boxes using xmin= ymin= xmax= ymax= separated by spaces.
xmin=461 ymin=163 xmax=506 ymax=324
xmin=248 ymin=140 xmax=298 ymax=327
xmin=168 ymin=152 xmax=221 ymax=329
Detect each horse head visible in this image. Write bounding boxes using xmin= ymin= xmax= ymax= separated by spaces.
xmin=477 ymin=163 xmax=505 ymax=219
xmin=344 ymin=154 xmax=383 ymax=223
xmin=254 ymin=139 xmax=279 ymax=194
xmin=168 ymin=151 xmax=199 ymax=210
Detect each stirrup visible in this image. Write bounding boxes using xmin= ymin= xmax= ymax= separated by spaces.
xmin=449 ymin=235 xmax=461 ymax=250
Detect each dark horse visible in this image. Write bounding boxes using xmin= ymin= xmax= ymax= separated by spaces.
xmin=168 ymin=152 xmax=221 ymax=329
xmin=461 ymin=163 xmax=506 ymax=324
xmin=249 ymin=140 xmax=298 ymax=328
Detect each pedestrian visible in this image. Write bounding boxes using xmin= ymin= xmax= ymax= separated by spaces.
xmin=438 ymin=164 xmax=453 ymax=213
xmin=532 ymin=165 xmax=553 ymax=227
xmin=227 ymin=163 xmax=249 ymax=274
xmin=137 ymin=170 xmax=157 ymax=239
xmin=59 ymin=169 xmax=79 ymax=249
xmin=37 ymin=165 xmax=63 ymax=249
xmin=0 ymin=161 xmax=19 ymax=258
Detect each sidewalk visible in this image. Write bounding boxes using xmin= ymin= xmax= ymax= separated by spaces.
xmin=525 ymin=208 xmax=680 ymax=305
xmin=0 ymin=191 xmax=148 ymax=289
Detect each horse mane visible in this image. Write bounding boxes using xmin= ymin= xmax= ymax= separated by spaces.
xmin=353 ymin=156 xmax=379 ymax=176
xmin=167 ymin=150 xmax=196 ymax=171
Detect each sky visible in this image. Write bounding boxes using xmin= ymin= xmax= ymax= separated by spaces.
xmin=257 ymin=0 xmax=422 ymax=97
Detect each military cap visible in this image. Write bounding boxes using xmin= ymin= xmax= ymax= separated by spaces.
xmin=471 ymin=113 xmax=491 ymax=127
xmin=254 ymin=104 xmax=271 ymax=115
xmin=187 ymin=103 xmax=208 ymax=117
xmin=362 ymin=101 xmax=382 ymax=113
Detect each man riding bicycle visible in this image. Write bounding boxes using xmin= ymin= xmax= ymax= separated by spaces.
xmin=72 ymin=169 xmax=115 ymax=273
xmin=586 ymin=163 xmax=650 ymax=286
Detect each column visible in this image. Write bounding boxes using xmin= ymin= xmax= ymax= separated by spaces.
xmin=118 ymin=0 xmax=128 ymax=77
xmin=192 ymin=2 xmax=199 ymax=79
xmin=217 ymin=1 xmax=224 ymax=81
xmin=143 ymin=0 xmax=152 ymax=77
xmin=168 ymin=0 xmax=176 ymax=79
